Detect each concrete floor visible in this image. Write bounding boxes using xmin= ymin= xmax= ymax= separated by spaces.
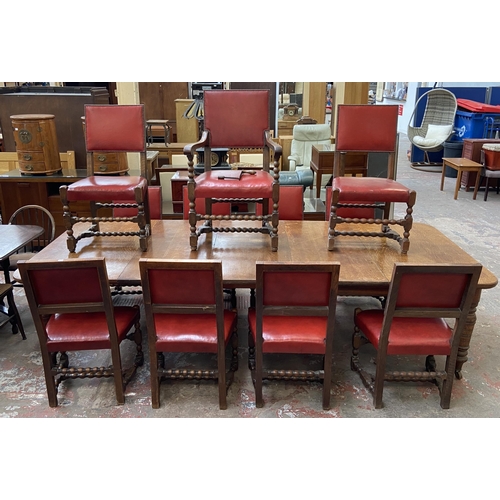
xmin=1 ymin=134 xmax=500 ymax=419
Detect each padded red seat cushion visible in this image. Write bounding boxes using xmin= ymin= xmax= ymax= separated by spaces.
xmin=66 ymin=176 xmax=147 ymax=202
xmin=331 ymin=177 xmax=412 ymax=203
xmin=45 ymin=307 xmax=139 ymax=351
xmin=355 ymin=310 xmax=453 ymax=356
xmin=248 ymin=308 xmax=327 ymax=355
xmin=153 ymin=310 xmax=237 ymax=353
xmin=194 ymin=171 xmax=274 ymax=198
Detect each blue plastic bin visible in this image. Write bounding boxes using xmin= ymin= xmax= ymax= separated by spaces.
xmin=452 ymin=110 xmax=500 ymax=141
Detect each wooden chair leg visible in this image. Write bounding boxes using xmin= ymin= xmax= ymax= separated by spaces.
xmin=41 ymin=350 xmax=59 ymax=407
xmin=322 ymin=355 xmax=332 ymax=410
xmin=373 ymin=351 xmax=387 ymax=409
xmin=255 ymin=343 xmax=264 ymax=408
xmin=217 ymin=342 xmax=227 ymax=410
xmin=150 ymin=351 xmax=161 ymax=409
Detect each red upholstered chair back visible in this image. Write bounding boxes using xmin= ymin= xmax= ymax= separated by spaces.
xmin=182 ymin=185 xmax=231 ymax=218
xmin=140 ymin=259 xmax=223 ymax=307
xmin=335 ymin=105 xmax=399 ymax=153
xmin=84 ymin=105 xmax=146 ymax=152
xmin=20 ymin=259 xmax=108 ymax=307
xmin=204 ymin=90 xmax=269 ymax=148
xmin=256 ymin=185 xmax=303 ymax=220
xmin=256 ymin=262 xmax=340 ymax=309
xmin=388 ymin=263 xmax=482 ymax=313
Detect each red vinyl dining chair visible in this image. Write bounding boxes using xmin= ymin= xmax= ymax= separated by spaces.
xmin=351 ymin=262 xmax=482 ymax=409
xmin=183 ymin=90 xmax=282 ymax=252
xmin=139 ymin=259 xmax=238 ymax=410
xmin=328 ymin=105 xmax=417 ymax=254
xmin=248 ymin=262 xmax=340 ymax=410
xmin=59 ymin=104 xmax=151 ymax=253
xmin=18 ymin=258 xmax=143 ymax=408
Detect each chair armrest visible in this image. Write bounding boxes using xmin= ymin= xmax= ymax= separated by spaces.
xmin=265 ymin=131 xmax=282 ymax=163
xmin=288 ymin=153 xmax=301 ymax=171
xmin=183 ymin=130 xmax=209 ymax=158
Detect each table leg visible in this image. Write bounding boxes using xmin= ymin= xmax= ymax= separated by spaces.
xmin=440 ymin=162 xmax=447 ymax=191
xmin=473 ymin=169 xmax=482 ymax=200
xmin=454 ymin=169 xmax=462 ymax=200
xmin=1 ymin=258 xmax=10 ymax=284
xmin=316 ymin=172 xmax=322 ymax=199
xmin=455 ymin=288 xmax=481 ymax=379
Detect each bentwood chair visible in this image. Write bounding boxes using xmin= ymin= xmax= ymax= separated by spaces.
xmin=139 ymin=259 xmax=238 ymax=410
xmin=19 ymin=258 xmax=143 ymax=408
xmin=183 ymin=90 xmax=282 ymax=252
xmin=351 ymin=263 xmax=481 ymax=409
xmin=59 ymin=105 xmax=151 ymax=253
xmin=328 ymin=105 xmax=417 ymax=254
xmin=248 ymin=262 xmax=340 ymax=410
xmin=7 ymin=205 xmax=55 ymax=283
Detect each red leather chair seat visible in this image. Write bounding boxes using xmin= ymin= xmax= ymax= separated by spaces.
xmin=114 ymin=186 xmax=162 ymax=219
xmin=355 ymin=310 xmax=453 ymax=356
xmin=332 ymin=177 xmax=412 ymax=203
xmin=195 ymin=171 xmax=273 ymax=198
xmin=45 ymin=307 xmax=139 ymax=351
xmin=154 ymin=310 xmax=237 ymax=353
xmin=248 ymin=309 xmax=327 ymax=355
xmin=67 ymin=176 xmax=147 ymax=202
xmin=325 ymin=186 xmax=375 ymax=219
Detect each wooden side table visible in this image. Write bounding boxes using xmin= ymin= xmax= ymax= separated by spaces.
xmin=310 ymin=145 xmax=368 ymax=199
xmin=440 ymin=157 xmax=483 ymax=200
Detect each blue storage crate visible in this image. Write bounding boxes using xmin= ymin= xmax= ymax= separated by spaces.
xmin=452 ymin=110 xmax=500 ymax=141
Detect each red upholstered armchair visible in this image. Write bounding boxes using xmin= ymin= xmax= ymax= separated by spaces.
xmin=18 ymin=258 xmax=143 ymax=408
xmin=248 ymin=262 xmax=340 ymax=410
xmin=183 ymin=90 xmax=282 ymax=252
xmin=351 ymin=263 xmax=481 ymax=409
xmin=139 ymin=259 xmax=238 ymax=410
xmin=59 ymin=105 xmax=151 ymax=252
xmin=328 ymin=105 xmax=416 ymax=254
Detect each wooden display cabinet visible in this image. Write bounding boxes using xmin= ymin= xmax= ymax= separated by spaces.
xmin=461 ymin=138 xmax=500 ymax=190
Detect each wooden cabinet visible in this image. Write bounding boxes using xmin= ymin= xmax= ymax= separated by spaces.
xmin=461 ymin=138 xmax=500 ymax=189
xmin=139 ymin=82 xmax=189 ymax=143
xmin=0 ymin=86 xmax=109 ymax=167
xmin=11 ymin=114 xmax=62 ymax=175
xmin=0 ymin=169 xmax=111 ymax=236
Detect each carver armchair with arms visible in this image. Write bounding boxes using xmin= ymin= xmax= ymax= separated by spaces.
xmin=248 ymin=262 xmax=340 ymax=410
xmin=328 ymin=104 xmax=416 ymax=254
xmin=351 ymin=262 xmax=481 ymax=409
xmin=183 ymin=90 xmax=282 ymax=252
xmin=18 ymin=258 xmax=143 ymax=408
xmin=59 ymin=104 xmax=151 ymax=253
xmin=139 ymin=259 xmax=238 ymax=410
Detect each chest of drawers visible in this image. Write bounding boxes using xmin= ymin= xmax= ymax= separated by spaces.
xmin=11 ymin=114 xmax=62 ymax=175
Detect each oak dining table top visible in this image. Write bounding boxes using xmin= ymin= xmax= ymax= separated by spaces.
xmin=28 ymin=219 xmax=498 ymax=294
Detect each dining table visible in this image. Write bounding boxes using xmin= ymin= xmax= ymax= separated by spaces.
xmin=26 ymin=219 xmax=498 ymax=379
xmin=0 ymin=223 xmax=45 ymax=283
